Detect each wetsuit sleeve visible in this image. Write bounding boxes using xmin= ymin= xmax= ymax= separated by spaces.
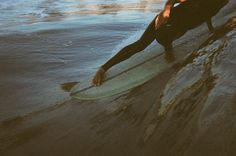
xmin=101 ymin=45 xmax=139 ymax=71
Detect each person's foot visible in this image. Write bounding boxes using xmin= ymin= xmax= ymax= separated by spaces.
xmin=164 ymin=48 xmax=175 ymax=63
xmin=208 ymin=27 xmax=215 ymax=33
xmin=164 ymin=43 xmax=173 ymax=52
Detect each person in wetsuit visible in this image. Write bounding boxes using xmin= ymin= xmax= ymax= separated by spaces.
xmin=92 ymin=0 xmax=228 ymax=86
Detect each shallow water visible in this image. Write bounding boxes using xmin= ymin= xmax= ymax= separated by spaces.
xmin=0 ymin=0 xmax=165 ymax=121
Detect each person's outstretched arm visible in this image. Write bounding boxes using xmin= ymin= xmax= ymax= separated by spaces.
xmin=92 ymin=0 xmax=184 ymax=86
xmin=98 ymin=1 xmax=180 ymax=73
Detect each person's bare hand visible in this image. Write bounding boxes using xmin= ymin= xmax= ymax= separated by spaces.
xmin=155 ymin=9 xmax=171 ymax=29
xmin=92 ymin=67 xmax=106 ymax=86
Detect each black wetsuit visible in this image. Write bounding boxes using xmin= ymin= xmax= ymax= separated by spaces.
xmin=156 ymin=0 xmax=229 ymax=46
xmin=101 ymin=0 xmax=228 ymax=71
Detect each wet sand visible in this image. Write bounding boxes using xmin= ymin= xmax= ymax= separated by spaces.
xmin=1 ymin=1 xmax=236 ymax=156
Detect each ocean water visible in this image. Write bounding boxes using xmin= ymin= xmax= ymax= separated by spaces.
xmin=0 ymin=0 xmax=164 ymax=33
xmin=0 ymin=0 xmax=165 ymax=66
xmin=0 ymin=0 xmax=165 ymax=121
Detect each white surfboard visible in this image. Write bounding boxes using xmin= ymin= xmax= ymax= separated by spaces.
xmin=70 ymin=44 xmax=191 ymax=100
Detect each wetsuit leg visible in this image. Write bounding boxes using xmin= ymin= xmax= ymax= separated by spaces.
xmin=102 ymin=18 xmax=157 ymax=71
